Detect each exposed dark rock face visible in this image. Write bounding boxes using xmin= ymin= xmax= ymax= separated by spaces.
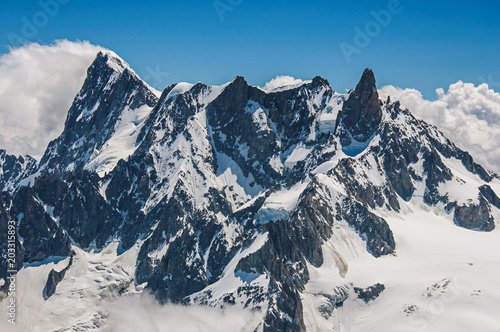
xmin=354 ymin=283 xmax=385 ymax=303
xmin=207 ymin=75 xmax=334 ymax=188
xmin=0 ymin=187 xmax=72 ymax=296
xmin=454 ymin=197 xmax=495 ymax=231
xmin=337 ymin=197 xmax=395 ymax=257
xmin=263 ymin=281 xmax=306 ymax=332
xmin=39 ymin=51 xmax=158 ymax=176
xmin=422 ymin=150 xmax=453 ymax=205
xmin=479 ymin=185 xmax=500 ymax=209
xmin=207 ymin=77 xmax=281 ymax=188
xmin=145 ymin=230 xmax=210 ymax=303
xmin=43 ymin=256 xmax=73 ymax=300
xmin=138 ymin=82 xmax=213 ymax=153
xmin=11 ymin=186 xmax=72 ymax=263
xmin=337 ymin=68 xmax=382 ymax=145
xmin=329 ymin=157 xmax=401 ymax=211
xmin=103 ymin=155 xmax=153 ymax=250
xmin=29 ymin=171 xmax=122 ymax=249
xmin=0 ymin=150 xmax=37 ymax=192
xmin=138 ymin=186 xmax=230 ymax=303
xmin=0 ymin=191 xmax=22 ymax=295
xmin=250 ymin=76 xmax=333 ymax=153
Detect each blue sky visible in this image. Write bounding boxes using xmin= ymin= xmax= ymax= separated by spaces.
xmin=1 ymin=0 xmax=499 ymax=98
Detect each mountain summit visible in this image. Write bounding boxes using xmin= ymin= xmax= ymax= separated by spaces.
xmin=1 ymin=52 xmax=499 ymax=331
xmin=337 ymin=68 xmax=382 ymax=144
xmin=39 ymin=51 xmax=159 ymax=176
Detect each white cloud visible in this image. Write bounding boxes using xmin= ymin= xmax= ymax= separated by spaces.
xmin=0 ymin=40 xmax=105 ymax=158
xmin=261 ymin=75 xmax=310 ymax=92
xmin=379 ymin=82 xmax=500 ymax=175
xmin=102 ymin=294 xmax=262 ymax=332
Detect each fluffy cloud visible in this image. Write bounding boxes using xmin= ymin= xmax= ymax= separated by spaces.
xmin=379 ymin=82 xmax=500 ymax=175
xmin=261 ymin=75 xmax=309 ymax=92
xmin=0 ymin=40 xmax=104 ymax=158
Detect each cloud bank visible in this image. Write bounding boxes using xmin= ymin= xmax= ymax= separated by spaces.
xmin=379 ymin=82 xmax=500 ymax=175
xmin=0 ymin=40 xmax=104 ymax=158
xmin=102 ymin=295 xmax=262 ymax=332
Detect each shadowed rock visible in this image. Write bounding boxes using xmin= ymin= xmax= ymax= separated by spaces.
xmin=337 ymin=68 xmax=383 ymax=144
xmin=454 ymin=197 xmax=495 ymax=231
xmin=43 ymin=256 xmax=73 ymax=300
xmin=354 ymin=283 xmax=385 ymax=303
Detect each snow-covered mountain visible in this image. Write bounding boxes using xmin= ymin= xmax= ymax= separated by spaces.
xmin=0 ymin=150 xmax=37 ymax=192
xmin=1 ymin=51 xmax=500 ymax=332
xmin=39 ymin=51 xmax=159 ymax=177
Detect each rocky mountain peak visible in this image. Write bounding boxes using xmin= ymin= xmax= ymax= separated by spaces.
xmin=227 ymin=75 xmax=249 ymax=97
xmin=337 ymin=68 xmax=382 ymax=144
xmin=91 ymin=50 xmax=131 ymax=75
xmin=38 ymin=51 xmax=158 ymax=175
xmin=0 ymin=149 xmax=38 ymax=192
xmin=311 ymin=75 xmax=331 ymax=89
xmin=356 ymin=68 xmax=376 ymax=95
xmin=209 ymin=75 xmax=249 ymax=115
xmin=64 ymin=51 xmax=147 ymax=126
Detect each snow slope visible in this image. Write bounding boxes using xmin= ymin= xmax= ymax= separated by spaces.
xmin=302 ymin=205 xmax=500 ymax=332
xmin=85 ymin=104 xmax=154 ymax=177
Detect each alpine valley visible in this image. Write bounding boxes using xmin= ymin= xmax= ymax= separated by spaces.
xmin=1 ymin=51 xmax=500 ymax=332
